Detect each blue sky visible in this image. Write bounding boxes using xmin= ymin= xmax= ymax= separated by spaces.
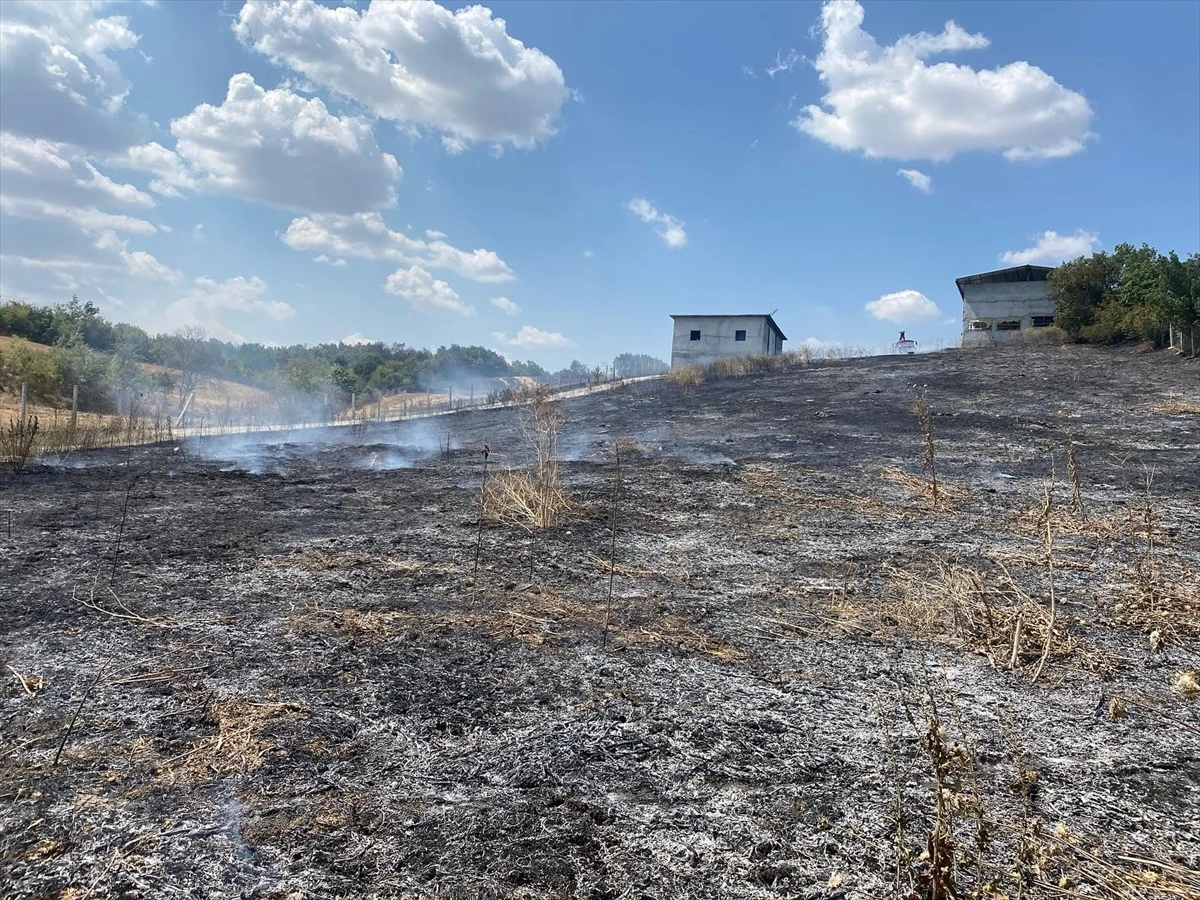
xmin=1 ymin=0 xmax=1197 ymax=369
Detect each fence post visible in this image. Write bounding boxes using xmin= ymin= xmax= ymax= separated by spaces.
xmin=19 ymin=382 xmax=28 ymax=429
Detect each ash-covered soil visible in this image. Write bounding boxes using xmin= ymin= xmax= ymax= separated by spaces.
xmin=2 ymin=345 xmax=1199 ymax=900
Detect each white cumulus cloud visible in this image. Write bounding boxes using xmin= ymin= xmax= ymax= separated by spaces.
xmin=341 ymin=332 xmax=375 ymax=345
xmin=490 ymin=296 xmax=521 ymax=315
xmin=865 ymin=289 xmax=941 ymax=323
xmin=897 ymin=168 xmax=932 ymax=193
xmin=282 ymin=212 xmax=514 ymax=282
xmin=384 ymin=264 xmax=474 ymax=316
xmin=161 ymin=74 xmax=401 ymax=213
xmin=1 ymin=133 xmax=153 ymax=208
xmin=492 ymin=325 xmax=573 ymax=348
xmin=1000 ymin=229 xmax=1100 ymax=265
xmin=627 ymin=197 xmax=687 ymax=249
xmin=0 ymin=1 xmax=146 ymax=151
xmin=794 ymin=0 xmax=1093 ymax=161
xmin=234 ymin=0 xmax=570 ymax=151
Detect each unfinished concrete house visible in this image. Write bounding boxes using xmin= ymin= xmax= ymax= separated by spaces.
xmin=958 ymin=264 xmax=1057 ymax=347
xmin=669 ymin=314 xmax=787 ymax=368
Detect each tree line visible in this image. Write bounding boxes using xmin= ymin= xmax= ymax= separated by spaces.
xmin=0 ymin=297 xmax=666 ymax=412
xmin=1049 ymin=243 xmax=1199 ymax=347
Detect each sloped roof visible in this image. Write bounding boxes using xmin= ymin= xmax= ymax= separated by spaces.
xmin=670 ymin=313 xmax=787 ymax=342
xmin=955 ymin=264 xmax=1054 ymax=300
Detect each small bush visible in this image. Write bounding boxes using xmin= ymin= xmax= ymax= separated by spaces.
xmin=1 ymin=416 xmax=40 ymax=473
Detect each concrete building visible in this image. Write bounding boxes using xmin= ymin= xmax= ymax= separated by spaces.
xmin=669 ymin=314 xmax=787 ymax=368
xmin=958 ymin=264 xmax=1057 ymax=347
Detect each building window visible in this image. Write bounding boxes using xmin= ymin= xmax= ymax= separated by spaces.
xmin=689 ymin=330 xmax=701 ymax=341
xmin=969 ymin=320 xmax=992 ymax=331
xmin=735 ymin=330 xmax=747 ymax=342
xmin=1031 ymin=315 xmax=1055 ymax=328
xmin=996 ymin=320 xmax=1021 ymax=331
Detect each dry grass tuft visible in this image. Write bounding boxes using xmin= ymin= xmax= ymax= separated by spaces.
xmin=482 ymin=396 xmax=571 ymax=528
xmin=482 ymin=469 xmax=571 ymax=529
xmin=1032 ymin=825 xmax=1200 ymax=899
xmin=1172 ymin=670 xmax=1200 ymax=699
xmin=877 ymin=465 xmax=960 ymax=511
xmin=1106 ymin=556 xmax=1200 ymax=641
xmin=664 ymin=364 xmax=704 ymax=388
xmin=832 ymin=560 xmax=1105 ymax=674
xmin=613 ymin=434 xmax=646 ymax=456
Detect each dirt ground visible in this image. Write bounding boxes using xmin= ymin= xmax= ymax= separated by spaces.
xmin=2 ymin=344 xmax=1198 ymax=900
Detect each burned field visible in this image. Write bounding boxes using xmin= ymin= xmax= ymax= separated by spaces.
xmin=2 ymin=345 xmax=1199 ymax=900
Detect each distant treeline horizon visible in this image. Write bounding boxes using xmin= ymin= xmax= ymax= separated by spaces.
xmin=0 ymin=297 xmax=668 ymax=413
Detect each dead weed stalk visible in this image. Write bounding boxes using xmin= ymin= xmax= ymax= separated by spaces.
xmin=1066 ymin=434 xmax=1086 ymax=520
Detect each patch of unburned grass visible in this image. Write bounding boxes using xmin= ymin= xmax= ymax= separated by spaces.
xmin=664 ymin=364 xmax=704 ymax=388
xmin=1149 ymin=392 xmax=1200 ymax=417
xmin=161 ymin=699 xmax=305 ymax=785
xmin=292 ymin=590 xmax=741 ymax=661
xmin=735 ymin=462 xmax=913 ymax=521
xmin=262 ymin=549 xmax=433 ymax=578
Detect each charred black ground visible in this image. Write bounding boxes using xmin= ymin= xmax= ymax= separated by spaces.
xmin=2 ymin=345 xmax=1198 ymax=900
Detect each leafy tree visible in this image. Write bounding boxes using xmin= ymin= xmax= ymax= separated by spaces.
xmin=1049 ymin=243 xmax=1197 ymax=345
xmin=329 ymin=364 xmax=358 ymax=395
xmin=280 ymin=357 xmax=331 ymax=396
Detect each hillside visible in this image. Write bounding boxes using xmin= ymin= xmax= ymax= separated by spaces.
xmin=2 ymin=344 xmax=1198 ymax=899
xmin=1 ymin=334 xmax=277 ymax=426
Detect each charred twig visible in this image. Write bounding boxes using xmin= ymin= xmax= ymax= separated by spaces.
xmin=53 ymin=662 xmax=109 ymax=766
xmin=74 ymin=580 xmax=173 ymax=627
xmin=602 ymin=444 xmax=623 ymax=649
xmin=473 ymin=443 xmax=490 ymax=603
xmin=109 ymin=477 xmax=137 ymax=582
